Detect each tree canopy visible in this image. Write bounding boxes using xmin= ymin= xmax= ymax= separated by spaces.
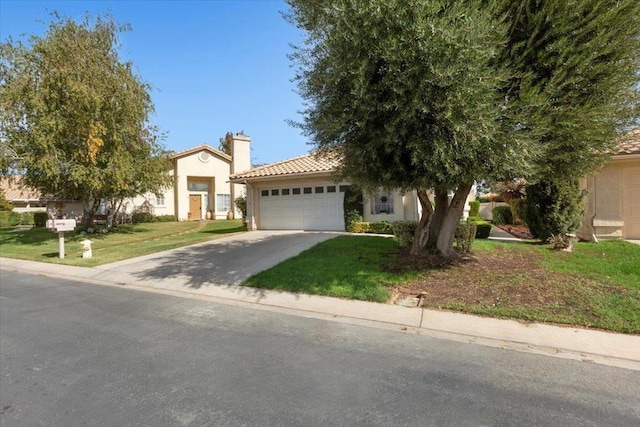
xmin=0 ymin=13 xmax=171 ymax=219
xmin=287 ymin=0 xmax=517 ymax=255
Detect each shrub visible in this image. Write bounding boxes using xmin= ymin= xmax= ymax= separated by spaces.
xmin=492 ymin=206 xmax=513 ymax=225
xmin=467 ymin=217 xmax=492 ymax=239
xmin=234 ymin=196 xmax=247 ymax=222
xmin=19 ymin=211 xmax=35 ymax=225
xmin=392 ymin=220 xmax=417 ymax=247
xmin=524 ymin=179 xmax=584 ymax=241
xmin=132 ymin=212 xmax=154 ymax=224
xmin=34 ymin=211 xmax=48 ymax=227
xmin=343 ymin=185 xmax=363 ymax=231
xmin=154 ymin=215 xmax=177 ymax=222
xmin=468 ymin=200 xmax=480 ymax=217
xmin=455 ymin=222 xmax=477 ymax=253
xmin=349 ymin=221 xmax=393 ymax=234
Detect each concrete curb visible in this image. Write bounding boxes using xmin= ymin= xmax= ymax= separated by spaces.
xmin=1 ymin=256 xmax=638 ymax=371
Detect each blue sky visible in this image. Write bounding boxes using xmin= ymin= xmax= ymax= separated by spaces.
xmin=0 ymin=0 xmax=308 ymax=165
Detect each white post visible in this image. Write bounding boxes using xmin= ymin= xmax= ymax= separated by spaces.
xmin=58 ymin=232 xmax=65 ymax=259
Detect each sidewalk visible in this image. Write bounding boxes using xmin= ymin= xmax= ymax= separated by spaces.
xmin=1 ymin=255 xmax=638 ymax=371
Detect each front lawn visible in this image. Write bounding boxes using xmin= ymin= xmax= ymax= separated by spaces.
xmin=244 ymin=236 xmax=640 ymax=334
xmin=0 ymin=220 xmax=246 ymax=266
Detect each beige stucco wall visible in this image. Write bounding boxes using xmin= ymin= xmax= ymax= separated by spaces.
xmin=578 ymin=156 xmax=640 ymax=241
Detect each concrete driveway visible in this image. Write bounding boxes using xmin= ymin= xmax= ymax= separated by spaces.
xmin=94 ymin=230 xmax=342 ymax=289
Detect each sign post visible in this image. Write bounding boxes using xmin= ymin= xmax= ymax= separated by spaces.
xmin=46 ymin=219 xmax=77 ymax=259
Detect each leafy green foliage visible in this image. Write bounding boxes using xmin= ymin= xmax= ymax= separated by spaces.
xmin=218 ymin=132 xmax=233 ymax=155
xmin=0 ymin=211 xmax=33 ymax=227
xmin=454 ymin=222 xmax=477 ymax=253
xmin=349 ymin=221 xmax=393 ymax=235
xmin=468 ymin=201 xmax=480 ymax=217
xmin=0 ymin=13 xmax=171 ymax=217
xmin=392 ymin=221 xmax=418 ymax=248
xmin=131 ymin=212 xmax=155 ymax=224
xmin=524 ymin=179 xmax=584 ymax=240
xmin=495 ymin=0 xmax=640 ymax=179
xmin=34 ymin=212 xmax=48 ymax=227
xmin=287 ymin=0 xmax=514 ymax=256
xmin=234 ymin=195 xmax=247 ymax=222
xmin=342 ymin=185 xmax=363 ymax=232
xmin=0 ymin=188 xmax=14 ymax=211
xmin=467 ymin=217 xmax=492 ymax=239
xmin=492 ymin=206 xmax=513 ymax=225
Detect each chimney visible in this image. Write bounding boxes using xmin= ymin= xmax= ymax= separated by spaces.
xmin=231 ymin=133 xmax=251 ymax=174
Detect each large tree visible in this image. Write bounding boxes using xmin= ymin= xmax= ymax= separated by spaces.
xmin=0 ymin=13 xmax=171 ymax=223
xmin=495 ymin=0 xmax=640 ymax=241
xmin=287 ymin=0 xmax=519 ymax=256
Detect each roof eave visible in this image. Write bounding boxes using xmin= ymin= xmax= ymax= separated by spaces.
xmin=230 ymin=170 xmax=336 ymax=183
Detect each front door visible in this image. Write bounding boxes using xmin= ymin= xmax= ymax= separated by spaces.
xmin=189 ymin=194 xmax=202 ymax=220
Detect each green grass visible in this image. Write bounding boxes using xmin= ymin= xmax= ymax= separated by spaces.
xmin=243 ymin=236 xmax=640 ymax=333
xmin=0 ymin=220 xmax=246 ymax=266
xmin=244 ymin=236 xmax=421 ymax=302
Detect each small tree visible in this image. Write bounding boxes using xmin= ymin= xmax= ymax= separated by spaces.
xmin=524 ymin=179 xmax=585 ymax=243
xmin=0 ymin=188 xmax=14 ymax=211
xmin=218 ymin=132 xmax=234 ymax=155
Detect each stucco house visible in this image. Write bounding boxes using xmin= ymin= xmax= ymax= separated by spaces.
xmin=230 ymin=152 xmax=475 ymax=231
xmin=0 ymin=133 xmax=251 ymax=222
xmin=577 ymin=129 xmax=640 ymax=241
xmin=149 ymin=133 xmax=250 ymax=220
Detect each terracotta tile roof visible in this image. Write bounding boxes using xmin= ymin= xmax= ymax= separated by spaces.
xmin=231 ymin=152 xmax=341 ymax=181
xmin=170 ymin=144 xmax=231 ymax=161
xmin=0 ymin=175 xmax=42 ymax=201
xmin=616 ymin=128 xmax=640 ymax=155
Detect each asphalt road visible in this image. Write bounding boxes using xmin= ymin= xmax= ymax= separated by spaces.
xmin=1 ymin=271 xmax=639 ymax=426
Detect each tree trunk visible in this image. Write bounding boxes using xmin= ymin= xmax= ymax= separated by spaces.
xmin=409 ymin=189 xmax=434 ymax=256
xmin=435 ymin=184 xmax=473 ymax=256
xmin=426 ymin=190 xmax=450 ymax=251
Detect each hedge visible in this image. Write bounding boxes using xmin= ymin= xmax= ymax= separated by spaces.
xmin=34 ymin=212 xmax=48 ymax=227
xmin=455 ymin=222 xmax=477 ymax=253
xmin=392 ymin=220 xmax=417 ymax=247
xmin=467 ymin=216 xmax=492 ymax=239
xmin=468 ymin=200 xmax=480 ymax=217
xmin=0 ymin=211 xmax=38 ymax=227
xmin=492 ymin=205 xmax=513 ymax=225
xmin=349 ymin=221 xmax=394 ymax=235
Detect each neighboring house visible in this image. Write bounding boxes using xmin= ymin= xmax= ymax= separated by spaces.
xmin=577 ymin=129 xmax=640 ymax=241
xmin=0 ymin=133 xmax=252 ymax=221
xmin=230 ymin=152 xmax=475 ymax=231
xmin=150 ymin=133 xmax=251 ymax=220
xmin=0 ymin=175 xmax=46 ymax=212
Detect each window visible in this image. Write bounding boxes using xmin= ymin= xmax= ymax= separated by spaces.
xmin=282 ymin=188 xmax=290 ymax=195
xmin=303 ymin=187 xmax=312 ymax=194
xmin=339 ymin=185 xmax=349 ymax=192
xmin=372 ymin=190 xmax=394 ymax=214
xmin=188 ymin=181 xmax=209 ymax=192
xmin=271 ymin=189 xmax=279 ymax=196
xmin=327 ymin=186 xmax=336 ymax=193
xmin=261 ymin=190 xmax=269 ymax=197
xmin=315 ymin=186 xmax=324 ymax=193
xmin=217 ymin=194 xmax=231 ymax=212
xmin=156 ymin=194 xmax=165 ymax=206
xmin=292 ymin=188 xmax=301 ymax=195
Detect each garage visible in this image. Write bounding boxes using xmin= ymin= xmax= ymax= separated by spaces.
xmin=624 ymin=167 xmax=640 ymax=239
xmin=257 ymin=182 xmax=346 ymax=231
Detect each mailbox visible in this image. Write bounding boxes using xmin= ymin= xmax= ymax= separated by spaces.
xmin=46 ymin=219 xmax=77 ymax=232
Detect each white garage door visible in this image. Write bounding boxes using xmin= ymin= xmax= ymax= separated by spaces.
xmin=258 ymin=183 xmax=346 ymax=231
xmin=624 ymin=167 xmax=640 ymax=239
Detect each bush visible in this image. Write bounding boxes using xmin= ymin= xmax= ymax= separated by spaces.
xmin=468 ymin=200 xmax=480 ymax=217
xmin=19 ymin=211 xmax=35 ymax=225
xmin=234 ymin=196 xmax=247 ymax=222
xmin=349 ymin=221 xmax=394 ymax=234
xmin=154 ymin=215 xmax=177 ymax=222
xmin=34 ymin=211 xmax=48 ymax=227
xmin=132 ymin=212 xmax=154 ymax=224
xmin=0 ymin=211 xmax=35 ymax=227
xmin=343 ymin=185 xmax=363 ymax=231
xmin=477 ymin=195 xmax=504 ymax=203
xmin=524 ymin=179 xmax=584 ymax=240
xmin=392 ymin=220 xmax=417 ymax=247
xmin=492 ymin=206 xmax=513 ymax=225
xmin=455 ymin=222 xmax=477 ymax=253
xmin=467 ymin=217 xmax=492 ymax=239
